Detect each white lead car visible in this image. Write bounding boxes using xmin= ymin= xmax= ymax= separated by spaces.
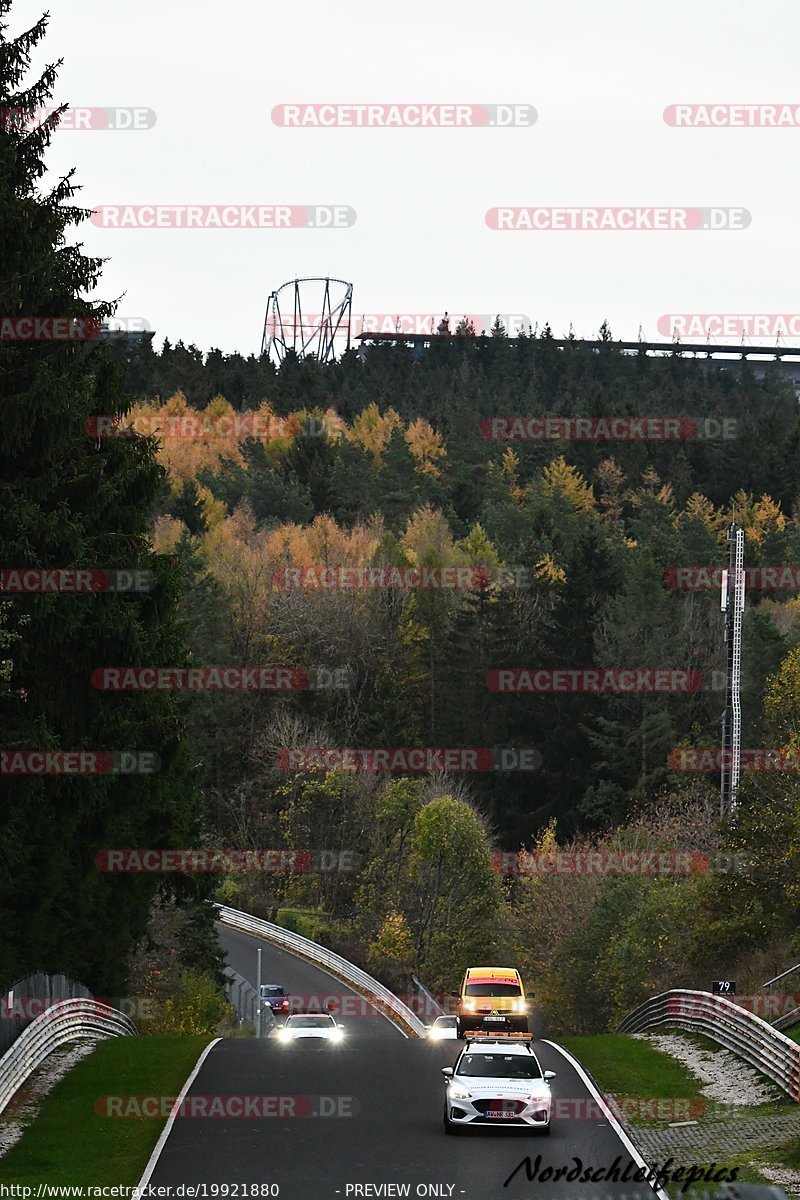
xmin=274 ymin=1014 xmax=346 ymax=1043
xmin=441 ymin=1034 xmax=555 ymax=1134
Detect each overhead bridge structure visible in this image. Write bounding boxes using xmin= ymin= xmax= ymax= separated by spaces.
xmin=356 ymin=331 xmax=800 ymax=393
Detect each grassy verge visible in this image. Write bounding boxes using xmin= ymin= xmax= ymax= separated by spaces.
xmin=678 ymin=1160 xmax=779 ymax=1198
xmin=558 ymin=1034 xmax=704 ymax=1100
xmin=558 ymin=1033 xmax=800 ymax=1196
xmin=0 ymin=1035 xmax=209 ymax=1186
xmin=557 ymin=1032 xmax=794 ymax=1127
xmin=275 ymin=907 xmax=329 ymax=942
xmin=677 ymin=1146 xmax=798 ymax=1199
xmin=761 ymin=1135 xmax=800 ymax=1170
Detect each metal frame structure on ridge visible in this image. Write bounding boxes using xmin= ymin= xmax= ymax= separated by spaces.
xmin=261 ymin=277 xmax=352 ymax=365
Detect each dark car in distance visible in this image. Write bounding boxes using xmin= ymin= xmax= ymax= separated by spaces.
xmin=260 ymin=984 xmax=290 ymax=1015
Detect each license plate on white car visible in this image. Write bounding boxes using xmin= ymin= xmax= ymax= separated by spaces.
xmin=484 ymin=1109 xmax=517 ymax=1119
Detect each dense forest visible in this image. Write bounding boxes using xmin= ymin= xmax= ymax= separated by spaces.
xmin=103 ymin=332 xmax=800 ymax=1029
xmin=119 ymin=332 xmax=800 ymax=841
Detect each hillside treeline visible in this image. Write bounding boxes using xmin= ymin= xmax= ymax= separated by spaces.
xmin=120 ymin=339 xmax=800 ymax=842
xmin=105 ymin=335 xmax=800 ymax=1027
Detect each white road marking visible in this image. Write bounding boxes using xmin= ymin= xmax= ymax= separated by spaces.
xmin=135 ymin=1037 xmax=222 ymax=1191
xmin=541 ymin=1039 xmax=671 ymax=1200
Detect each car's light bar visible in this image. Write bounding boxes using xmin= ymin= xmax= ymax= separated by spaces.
xmin=463 ymin=1031 xmax=534 ymax=1044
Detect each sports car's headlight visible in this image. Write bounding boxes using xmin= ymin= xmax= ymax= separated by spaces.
xmin=276 ymin=1028 xmax=291 ymax=1042
xmin=330 ymin=1027 xmax=344 ymax=1042
xmin=449 ymin=1086 xmax=472 ymax=1100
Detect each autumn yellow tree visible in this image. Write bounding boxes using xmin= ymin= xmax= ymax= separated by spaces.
xmin=348 ymin=403 xmax=403 ymax=465
xmin=405 ymin=417 xmax=446 ymax=477
xmin=541 ymin=457 xmax=596 ymax=512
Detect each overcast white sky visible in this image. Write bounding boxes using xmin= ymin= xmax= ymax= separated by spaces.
xmin=10 ymin=0 xmax=800 ymax=355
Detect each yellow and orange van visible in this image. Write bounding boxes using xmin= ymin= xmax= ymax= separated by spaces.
xmin=456 ymin=966 xmax=528 ymax=1036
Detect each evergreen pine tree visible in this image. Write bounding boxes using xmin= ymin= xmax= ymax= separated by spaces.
xmin=0 ymin=3 xmax=206 ymax=989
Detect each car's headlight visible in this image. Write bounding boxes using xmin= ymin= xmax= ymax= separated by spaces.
xmin=449 ymin=1086 xmax=472 ymax=1100
xmin=513 ymin=999 xmax=526 ymax=1012
xmin=330 ymin=1027 xmax=344 ymax=1042
xmin=276 ymin=1028 xmax=291 ymax=1042
xmin=462 ymin=1000 xmax=476 ymax=1012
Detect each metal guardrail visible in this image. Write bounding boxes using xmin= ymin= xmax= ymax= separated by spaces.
xmin=763 ymin=963 xmax=800 ymax=990
xmin=0 ymin=972 xmax=93 ymax=1058
xmin=411 ymin=974 xmax=444 ymax=1021
xmin=0 ymin=998 xmax=137 ymax=1115
xmin=223 ymin=966 xmax=258 ymax=1029
xmin=223 ymin=966 xmax=274 ymax=1035
xmin=774 ymin=1005 xmax=800 ymax=1033
xmin=215 ymin=905 xmax=427 ymax=1037
xmin=617 ymin=990 xmax=800 ymax=1102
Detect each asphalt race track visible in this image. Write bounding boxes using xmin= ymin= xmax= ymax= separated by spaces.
xmin=145 ymin=924 xmax=663 ymax=1200
xmin=219 ymin=922 xmax=406 ymax=1042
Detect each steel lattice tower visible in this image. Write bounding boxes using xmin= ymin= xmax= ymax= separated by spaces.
xmin=720 ymin=523 xmax=745 ymax=814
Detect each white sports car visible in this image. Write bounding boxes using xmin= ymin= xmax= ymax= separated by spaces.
xmin=274 ymin=1014 xmax=345 ymax=1043
xmin=441 ymin=1037 xmax=555 ymax=1133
